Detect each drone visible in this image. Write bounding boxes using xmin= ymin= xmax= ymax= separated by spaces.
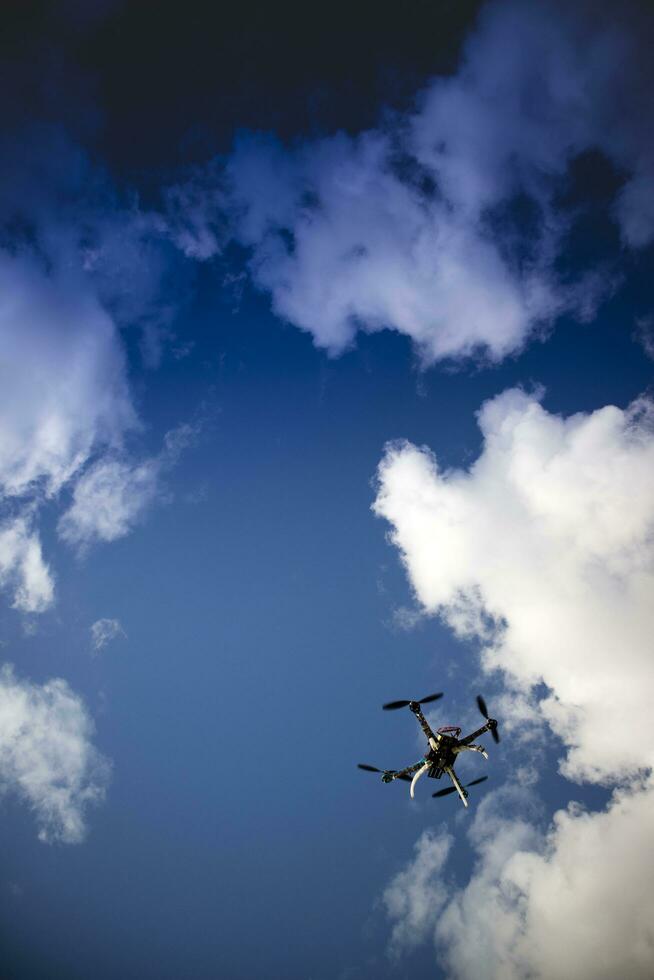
xmin=358 ymin=693 xmax=499 ymax=807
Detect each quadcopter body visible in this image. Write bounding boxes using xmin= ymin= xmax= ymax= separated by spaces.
xmin=358 ymin=693 xmax=499 ymax=807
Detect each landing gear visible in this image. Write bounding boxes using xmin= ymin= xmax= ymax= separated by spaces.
xmin=443 ymin=766 xmax=468 ymax=807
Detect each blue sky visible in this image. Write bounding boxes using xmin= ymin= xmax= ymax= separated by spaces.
xmin=0 ymin=2 xmax=653 ymax=978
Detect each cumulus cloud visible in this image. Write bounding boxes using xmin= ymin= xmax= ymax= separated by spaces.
xmin=404 ymin=782 xmax=654 ymax=980
xmin=226 ymin=129 xmax=567 ymax=363
xmin=374 ymin=389 xmax=654 ymax=781
xmin=374 ymin=390 xmax=654 ymax=977
xmin=0 ymin=664 xmax=109 ymax=843
xmin=173 ymin=0 xmax=648 ymax=363
xmin=384 ymin=786 xmax=654 ymax=980
xmin=90 ymin=618 xmax=126 ymax=653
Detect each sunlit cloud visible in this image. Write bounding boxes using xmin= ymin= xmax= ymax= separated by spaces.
xmin=374 ymin=389 xmax=654 ymax=976
xmin=374 ymin=388 xmax=654 ymax=781
xmin=431 ymin=781 xmax=654 ymax=980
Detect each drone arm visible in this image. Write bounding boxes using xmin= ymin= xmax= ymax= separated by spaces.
xmin=410 ymin=704 xmax=439 ymax=744
xmin=392 ymin=760 xmax=426 ymax=780
xmin=459 ymin=722 xmax=493 ymax=746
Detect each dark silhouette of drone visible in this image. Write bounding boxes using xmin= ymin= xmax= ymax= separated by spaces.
xmin=358 ymin=693 xmax=499 ymax=807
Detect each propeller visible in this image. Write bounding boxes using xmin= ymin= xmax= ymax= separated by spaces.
xmin=382 ymin=692 xmax=443 ymax=711
xmin=432 ymin=776 xmax=488 ymax=798
xmin=476 ymin=694 xmax=500 ymax=743
xmin=357 ymin=765 xmax=411 ymax=782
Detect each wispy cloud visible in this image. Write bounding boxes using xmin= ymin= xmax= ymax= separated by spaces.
xmin=382 ymin=829 xmax=452 ymax=958
xmin=90 ymin=618 xmax=126 ymax=654
xmin=58 ymin=457 xmax=160 ymax=550
xmin=634 ymin=316 xmax=654 ymax=360
xmin=58 ymin=421 xmax=201 ymax=553
xmin=0 ymin=664 xmax=110 ymax=843
xmin=0 ymin=515 xmax=54 ymax=614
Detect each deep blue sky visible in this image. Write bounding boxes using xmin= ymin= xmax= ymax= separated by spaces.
xmin=0 ymin=2 xmax=653 ymax=979
xmin=1 ymin=285 xmax=648 ymax=978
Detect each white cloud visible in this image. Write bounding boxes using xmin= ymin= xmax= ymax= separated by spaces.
xmin=226 ymin=128 xmax=571 ymax=365
xmin=213 ymin=1 xmax=654 ymax=363
xmin=432 ymin=782 xmax=654 ymax=980
xmin=90 ymin=618 xmax=126 ymax=653
xmin=0 ymin=516 xmax=54 ymax=613
xmin=374 ymin=389 xmax=654 ymax=782
xmin=0 ymin=664 xmax=109 ymax=843
xmin=384 ymin=778 xmax=654 ymax=980
xmin=384 ymin=788 xmax=541 ymax=965
xmin=374 ymin=390 xmax=654 ymax=977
